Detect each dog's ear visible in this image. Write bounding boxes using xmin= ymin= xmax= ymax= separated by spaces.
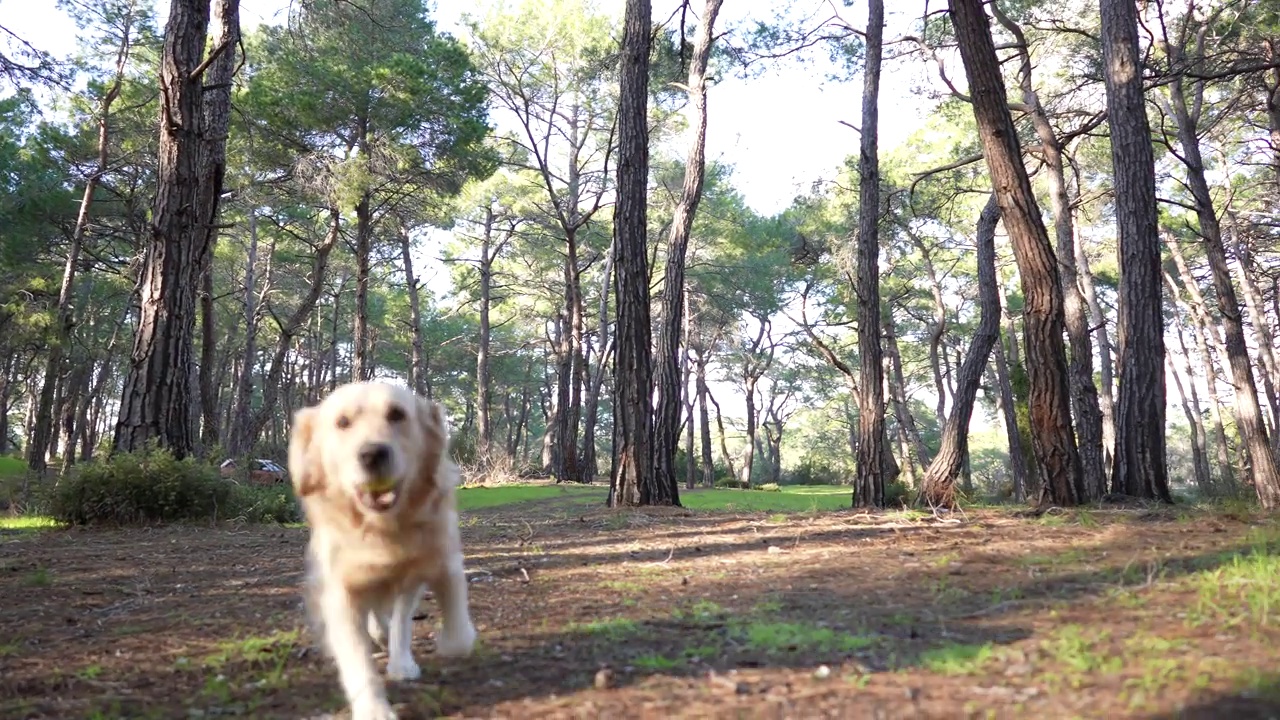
xmin=288 ymin=406 xmax=324 ymax=497
xmin=411 ymin=396 xmax=449 ymax=495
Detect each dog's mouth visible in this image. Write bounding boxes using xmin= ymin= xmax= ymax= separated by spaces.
xmin=357 ymin=481 xmax=401 ymax=512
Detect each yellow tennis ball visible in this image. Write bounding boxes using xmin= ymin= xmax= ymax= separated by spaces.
xmin=366 ymin=476 xmax=396 ymax=493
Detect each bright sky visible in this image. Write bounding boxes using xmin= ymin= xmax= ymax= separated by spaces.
xmin=1 ymin=0 xmax=932 ymax=216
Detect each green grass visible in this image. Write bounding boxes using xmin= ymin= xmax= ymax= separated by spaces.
xmin=681 ymin=485 xmax=850 ymax=513
xmin=455 ymin=484 xmax=600 ymax=511
xmin=0 ymin=515 xmax=62 ymax=531
xmin=919 ymin=642 xmax=997 ymax=675
xmin=739 ymin=621 xmax=877 ymax=654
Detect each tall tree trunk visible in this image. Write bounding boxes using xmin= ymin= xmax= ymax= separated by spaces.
xmin=884 ymin=313 xmax=932 ymax=469
xmin=1101 ymin=0 xmax=1170 ymax=501
xmin=1164 ymin=58 xmax=1280 ymax=508
xmin=1168 ymin=317 xmax=1212 ymax=493
xmin=909 ymin=235 xmax=948 ymax=425
xmin=476 ymin=208 xmax=494 ymax=463
xmin=1232 ymin=235 xmax=1280 ymax=438
xmin=1074 ymin=240 xmax=1117 ymax=469
xmin=949 ymin=0 xmax=1084 ymax=507
xmin=920 ymin=195 xmax=1001 ymax=507
xmin=352 ymin=193 xmax=373 ymax=381
xmin=994 ymin=2 xmax=1107 ymax=500
xmin=241 ymin=210 xmax=341 ymax=446
xmin=696 ymin=347 xmax=715 ymax=487
xmin=708 ymin=387 xmax=736 ymax=483
xmin=653 ymin=0 xmax=723 ymax=498
xmin=581 ymin=240 xmax=614 ymax=483
xmin=114 ymin=0 xmax=216 ymax=457
xmin=1165 ymin=267 xmax=1235 ymax=489
xmin=29 ymin=1 xmax=136 ymax=473
xmin=227 ymin=213 xmax=262 ymax=458
xmin=194 ymin=0 xmax=239 ymax=456
xmin=610 ymin=0 xmax=667 ymax=507
xmin=400 ymin=221 xmax=427 ymax=398
xmin=853 ymin=0 xmax=887 ymax=509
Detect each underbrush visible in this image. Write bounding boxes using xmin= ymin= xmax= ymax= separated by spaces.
xmin=49 ymin=448 xmax=300 ymax=526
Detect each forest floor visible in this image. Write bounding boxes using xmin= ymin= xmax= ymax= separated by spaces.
xmin=2 ymin=485 xmax=1279 ymax=719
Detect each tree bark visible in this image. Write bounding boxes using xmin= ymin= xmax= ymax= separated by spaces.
xmin=653 ymin=0 xmax=723 ymax=499
xmin=113 ymin=0 xmax=216 ymax=458
xmin=226 ymin=213 xmax=262 ymax=458
xmin=993 ymin=2 xmax=1106 ymax=500
xmin=29 ymin=1 xmax=136 ymax=473
xmin=853 ymin=0 xmax=887 ymax=509
xmin=240 ymin=210 xmax=341 ymax=446
xmin=610 ymin=0 xmax=669 ymax=506
xmin=1163 ymin=49 xmax=1280 ymax=508
xmin=401 ymin=220 xmax=427 ymax=398
xmin=920 ymin=195 xmax=1001 ymax=508
xmin=1169 ymin=316 xmax=1212 ymax=493
xmin=695 ymin=346 xmax=715 ymax=487
xmin=1231 ymin=235 xmax=1280 ymax=438
xmin=949 ymin=0 xmax=1084 ymax=507
xmin=581 ymin=240 xmax=614 ymax=483
xmin=351 ymin=193 xmax=373 ymax=381
xmin=475 ymin=207 xmax=494 ymax=463
xmin=1101 ymin=0 xmax=1171 ymax=502
xmin=1074 ymin=240 xmax=1117 ymax=469
xmin=884 ymin=313 xmax=932 ymax=470
xmin=1165 ymin=266 xmax=1235 ymax=489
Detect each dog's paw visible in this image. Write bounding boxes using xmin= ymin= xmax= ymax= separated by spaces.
xmin=434 ymin=620 xmax=477 ymax=658
xmin=386 ymin=653 xmax=421 ymax=682
xmin=350 ymin=696 xmax=397 ymax=720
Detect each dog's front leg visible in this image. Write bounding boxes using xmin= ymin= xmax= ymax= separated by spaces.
xmin=427 ymin=555 xmax=476 ymax=658
xmin=319 ymin=585 xmax=395 ymax=720
xmin=385 ymin=584 xmax=423 ymax=681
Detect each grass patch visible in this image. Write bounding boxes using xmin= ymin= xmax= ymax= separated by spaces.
xmin=1185 ymin=531 xmax=1280 ymax=628
xmin=0 ymin=515 xmax=63 ymax=532
xmin=568 ymin=617 xmax=640 ymax=641
xmin=632 ymin=653 xmax=681 ymax=671
xmin=739 ymin=621 xmax=876 ymax=655
xmin=681 ymin=485 xmax=849 ymax=513
xmin=919 ymin=642 xmax=996 ymax=675
xmin=456 ymin=484 xmax=600 ymax=512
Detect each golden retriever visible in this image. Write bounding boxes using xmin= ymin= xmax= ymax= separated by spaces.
xmin=288 ymin=381 xmax=476 ymax=720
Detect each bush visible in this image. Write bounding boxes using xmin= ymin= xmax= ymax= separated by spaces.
xmin=715 ymin=477 xmax=750 ymax=489
xmin=52 ymin=448 xmax=232 ymax=525
xmin=884 ymin=480 xmax=913 ymax=507
xmin=228 ymin=484 xmax=302 ymax=524
xmin=51 ymin=448 xmax=301 ymax=526
xmin=755 ymin=483 xmax=782 ymax=493
xmin=782 ymin=458 xmax=847 ymax=486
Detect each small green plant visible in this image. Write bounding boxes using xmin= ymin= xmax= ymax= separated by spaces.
xmin=24 ymin=566 xmax=50 ymax=587
xmin=569 ymin=617 xmax=639 ymax=640
xmin=756 ymin=483 xmax=782 ymax=493
xmin=919 ymin=642 xmax=995 ymax=675
xmin=633 ymin=653 xmax=681 ymax=671
xmin=740 ymin=621 xmax=876 ymax=655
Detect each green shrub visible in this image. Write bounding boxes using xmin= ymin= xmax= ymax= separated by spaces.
xmin=782 ymin=458 xmax=846 ymax=486
xmin=52 ymin=448 xmax=234 ymax=525
xmin=715 ymin=477 xmax=750 ymax=490
xmin=755 ymin=483 xmax=782 ymax=493
xmin=884 ymin=479 xmax=913 ymax=507
xmin=227 ymin=484 xmax=302 ymax=524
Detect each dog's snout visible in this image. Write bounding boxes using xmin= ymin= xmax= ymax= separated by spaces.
xmin=358 ymin=442 xmax=392 ymax=472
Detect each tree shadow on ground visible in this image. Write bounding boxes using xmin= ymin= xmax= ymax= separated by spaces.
xmin=2 ymin=510 xmax=1277 ymax=719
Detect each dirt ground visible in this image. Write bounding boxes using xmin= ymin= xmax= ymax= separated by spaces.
xmin=2 ymin=490 xmax=1279 ymax=720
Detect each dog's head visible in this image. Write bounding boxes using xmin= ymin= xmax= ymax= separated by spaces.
xmin=288 ymin=381 xmax=450 ymax=518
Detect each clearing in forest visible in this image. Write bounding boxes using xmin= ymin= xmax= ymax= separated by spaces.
xmin=1 ymin=485 xmax=1278 ymax=719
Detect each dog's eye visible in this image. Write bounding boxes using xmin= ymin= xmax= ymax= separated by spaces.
xmin=386 ymin=406 xmax=406 ymax=423
xmin=336 ymin=415 xmax=351 ymax=430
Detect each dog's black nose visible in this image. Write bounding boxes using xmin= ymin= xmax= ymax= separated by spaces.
xmin=358 ymin=442 xmax=391 ymax=471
